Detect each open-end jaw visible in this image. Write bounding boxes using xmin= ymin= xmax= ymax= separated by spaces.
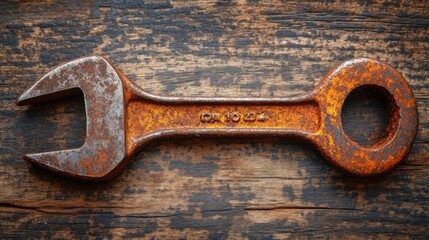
xmin=16 ymin=56 xmax=126 ymax=180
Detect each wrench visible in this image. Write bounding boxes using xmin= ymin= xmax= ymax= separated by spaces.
xmin=16 ymin=56 xmax=418 ymax=181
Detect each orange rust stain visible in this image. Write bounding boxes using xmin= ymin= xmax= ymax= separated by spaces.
xmin=79 ymin=158 xmax=93 ymax=175
xmin=95 ymin=152 xmax=108 ymax=164
xmin=125 ymin=101 xmax=320 ymax=152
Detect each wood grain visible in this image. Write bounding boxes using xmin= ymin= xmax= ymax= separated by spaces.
xmin=1 ymin=0 xmax=428 ymax=239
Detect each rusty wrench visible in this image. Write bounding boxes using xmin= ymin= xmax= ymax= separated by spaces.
xmin=16 ymin=57 xmax=418 ymax=180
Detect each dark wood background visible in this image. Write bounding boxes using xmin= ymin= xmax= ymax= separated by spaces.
xmin=1 ymin=0 xmax=428 ymax=239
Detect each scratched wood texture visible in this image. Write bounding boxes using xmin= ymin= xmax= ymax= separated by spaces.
xmin=1 ymin=0 xmax=428 ymax=239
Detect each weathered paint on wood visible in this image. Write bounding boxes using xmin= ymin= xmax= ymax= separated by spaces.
xmin=0 ymin=0 xmax=428 ymax=239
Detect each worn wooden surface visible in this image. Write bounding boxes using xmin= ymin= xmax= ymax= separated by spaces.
xmin=1 ymin=0 xmax=428 ymax=239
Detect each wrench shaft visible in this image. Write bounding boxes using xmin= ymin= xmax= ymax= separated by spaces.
xmin=126 ymin=98 xmax=320 ymax=154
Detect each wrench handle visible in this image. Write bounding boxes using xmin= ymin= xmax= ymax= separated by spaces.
xmin=125 ymin=95 xmax=320 ymax=155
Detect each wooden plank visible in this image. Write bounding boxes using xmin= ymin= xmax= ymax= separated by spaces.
xmin=1 ymin=0 xmax=428 ymax=238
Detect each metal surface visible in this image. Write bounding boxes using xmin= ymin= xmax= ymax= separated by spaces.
xmin=16 ymin=56 xmax=418 ymax=181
